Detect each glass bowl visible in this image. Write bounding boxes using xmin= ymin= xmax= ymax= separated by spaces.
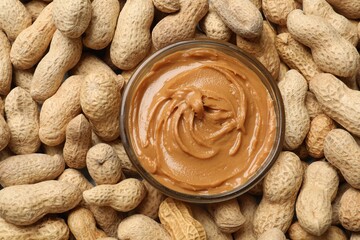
xmin=120 ymin=40 xmax=284 ymax=203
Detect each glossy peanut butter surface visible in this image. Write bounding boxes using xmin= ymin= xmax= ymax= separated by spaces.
xmin=129 ymin=48 xmax=276 ymax=195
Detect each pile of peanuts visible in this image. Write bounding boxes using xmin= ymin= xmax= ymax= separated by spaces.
xmin=0 ymin=0 xmax=360 ymax=239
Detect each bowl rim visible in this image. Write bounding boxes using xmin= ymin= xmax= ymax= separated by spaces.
xmin=120 ymin=39 xmax=285 ymax=203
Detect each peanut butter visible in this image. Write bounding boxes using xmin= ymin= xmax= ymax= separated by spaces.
xmin=129 ymin=47 xmax=276 ymax=195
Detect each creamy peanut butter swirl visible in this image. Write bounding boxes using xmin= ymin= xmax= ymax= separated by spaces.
xmin=129 ymin=48 xmax=276 ymax=195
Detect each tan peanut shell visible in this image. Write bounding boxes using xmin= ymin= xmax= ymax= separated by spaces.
xmin=90 ymin=131 xmax=106 ymax=146
xmin=207 ymin=198 xmax=246 ymax=233
xmin=68 ymin=207 xmax=107 ymax=240
xmin=236 ymin=21 xmax=280 ymax=79
xmin=305 ymin=114 xmax=335 ymax=158
xmin=109 ymin=140 xmax=138 ymax=175
xmin=257 ymin=228 xmax=286 ymax=240
xmin=58 ymin=168 xmax=93 ymax=193
xmin=72 ymin=53 xmax=119 ymax=80
xmin=159 ymin=197 xmax=206 ymax=240
xmin=89 ymin=205 xmax=123 ymax=238
xmin=0 ymin=0 xmax=32 ymax=41
xmin=80 ymin=73 xmax=121 ymax=141
xmin=0 ymin=180 xmax=82 ymax=225
xmin=39 ymin=75 xmax=83 ymax=146
xmin=332 ymin=183 xmax=351 ymax=225
xmin=13 ymin=68 xmax=34 ymax=92
xmin=25 ymin=0 xmax=47 ymax=21
xmin=324 ymin=129 xmax=360 ymax=189
xmin=5 ymin=87 xmax=41 ymax=154
xmin=52 ymin=0 xmax=91 ymax=38
xmin=210 ymin=0 xmax=262 ymax=38
xmin=77 ymin=54 xmax=126 ymax=89
xmin=309 ymin=73 xmax=360 ymax=137
xmin=276 ymin=33 xmax=323 ymax=82
xmin=0 ymin=115 xmax=10 ymax=152
xmin=0 ymin=30 xmax=12 ymax=96
xmin=278 ymin=61 xmax=289 ymax=82
xmin=249 ymin=0 xmax=261 ymax=9
xmin=287 ymin=10 xmax=359 ymax=77
xmin=296 ymin=161 xmax=339 ymax=236
xmin=264 ymin=20 xmax=277 ymax=39
xmin=192 ymin=205 xmax=232 ymax=240
xmin=63 ymin=114 xmax=92 ymax=169
xmin=118 ymin=214 xmax=171 ymax=240
xmin=86 ymin=143 xmax=122 ymax=185
xmin=262 ymin=0 xmax=296 ymax=25
xmin=83 ymin=0 xmax=120 ymax=50
xmin=10 ymin=3 xmax=56 ymax=70
xmin=278 ymin=70 xmax=309 ymax=150
xmin=253 ymin=151 xmax=303 ymax=235
xmin=110 ymin=0 xmax=153 ymax=70
xmin=31 ymin=30 xmax=82 ymax=102
xmin=199 ymin=2 xmax=231 ymax=42
xmin=152 ymin=0 xmax=180 ymax=13
xmin=305 ymin=91 xmax=324 ymax=119
xmin=0 ymin=217 xmax=69 ymax=240
xmin=83 ymin=178 xmax=146 ymax=212
xmin=91 ymin=135 xmax=137 ymax=175
xmin=233 ymin=194 xmax=258 ymax=240
xmin=58 ymin=168 xmax=93 ymax=206
xmin=135 ymin=180 xmax=165 ymax=219
xmin=339 ymin=187 xmax=360 ymax=231
xmin=0 ymin=153 xmax=64 ymax=187
xmin=325 ymin=0 xmax=360 ymax=19
xmin=303 ymin=0 xmax=358 ymax=46
xmin=152 ymin=0 xmax=208 ymax=50
xmin=288 ymin=221 xmax=347 ymax=240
